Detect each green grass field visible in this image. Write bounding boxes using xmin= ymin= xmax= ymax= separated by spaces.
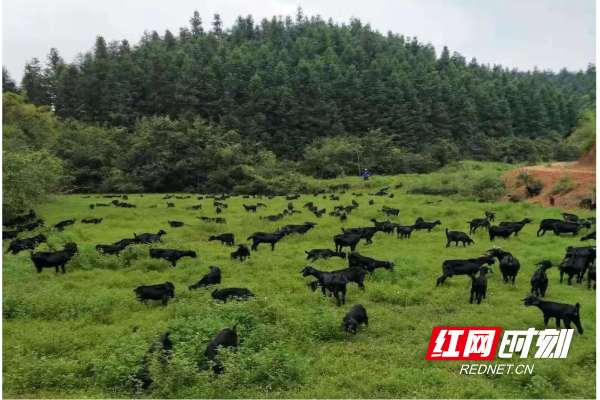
xmin=2 ymin=174 xmax=596 ymax=399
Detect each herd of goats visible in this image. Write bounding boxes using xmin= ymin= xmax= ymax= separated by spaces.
xmin=2 ymin=184 xmax=596 ymax=386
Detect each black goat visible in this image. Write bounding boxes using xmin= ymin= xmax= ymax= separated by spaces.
xmin=134 ymin=230 xmax=167 ymax=244
xmin=167 ymin=221 xmax=184 ymax=228
xmin=305 ymin=249 xmax=346 ymax=262
xmin=348 ymin=252 xmax=395 ymax=274
xmin=30 ymin=242 xmax=78 ymax=274
xmin=470 ymin=267 xmax=492 ymax=304
xmin=488 ymin=225 xmax=517 ymax=241
xmin=134 ymin=282 xmax=175 ymax=306
xmin=414 ymin=220 xmax=441 ymax=232
xmin=436 ymin=256 xmax=495 ymax=286
xmin=189 ymin=267 xmax=222 ymax=290
xmin=243 ymin=204 xmax=257 ymax=212
xmin=486 ymin=247 xmax=520 ymax=284
xmin=149 ymin=249 xmax=197 ymax=267
xmin=211 ymin=288 xmax=255 ymax=302
xmin=342 ymin=304 xmax=369 ymax=334
xmin=300 ymin=266 xmax=348 ymax=306
xmin=445 ymin=228 xmax=474 ymax=248
xmin=537 ymin=219 xmax=562 ymax=236
xmin=19 ymin=219 xmax=44 ymax=232
xmin=5 ymin=234 xmax=46 ymax=255
xmin=230 ymin=244 xmax=251 ymax=262
xmin=209 ymin=233 xmax=235 ymax=246
xmin=2 ymin=230 xmax=20 ymax=240
xmin=396 ymin=225 xmax=416 ymax=239
xmin=553 ymin=221 xmax=581 ymax=237
xmin=334 ymin=233 xmax=362 ymax=253
xmin=54 ymin=219 xmax=76 ymax=231
xmin=467 ymin=218 xmax=490 ymax=234
xmin=202 ymin=326 xmax=238 ymax=374
xmin=81 ymin=218 xmax=103 ymax=224
xmin=498 ymin=218 xmax=532 ymax=237
xmin=522 ymin=295 xmax=583 ymax=334
xmin=581 ymin=231 xmax=596 ymax=241
xmin=531 ymin=260 xmax=553 ymax=297
xmin=247 ymin=231 xmax=285 ymax=251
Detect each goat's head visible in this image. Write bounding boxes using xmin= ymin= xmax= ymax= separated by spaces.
xmin=535 ymin=260 xmax=553 ymax=270
xmin=300 ymin=266 xmax=315 ymax=277
xmin=521 ymin=295 xmax=541 ymax=307
xmin=342 ymin=318 xmax=360 ymax=335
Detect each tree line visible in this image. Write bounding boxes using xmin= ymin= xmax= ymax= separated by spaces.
xmin=1 ymin=9 xmax=596 ymax=209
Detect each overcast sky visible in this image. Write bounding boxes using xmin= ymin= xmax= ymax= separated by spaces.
xmin=2 ymin=0 xmax=596 ymax=81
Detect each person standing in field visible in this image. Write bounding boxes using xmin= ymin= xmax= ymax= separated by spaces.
xmin=362 ymin=169 xmax=372 ymax=181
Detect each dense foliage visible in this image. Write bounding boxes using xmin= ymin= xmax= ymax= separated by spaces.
xmin=12 ymin=9 xmax=596 ymax=160
xmin=2 ymin=93 xmax=65 ymax=213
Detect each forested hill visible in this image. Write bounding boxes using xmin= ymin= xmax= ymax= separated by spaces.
xmin=6 ymin=9 xmax=596 ymax=159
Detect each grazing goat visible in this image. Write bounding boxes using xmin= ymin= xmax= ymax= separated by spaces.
xmin=307 ymin=266 xmax=369 ymax=292
xmin=581 ymin=231 xmax=596 ymax=241
xmin=202 ymin=326 xmax=238 ymax=374
xmin=243 ymin=204 xmax=257 ymax=213
xmin=149 ymin=249 xmax=197 ymax=267
xmin=436 ymin=256 xmax=495 ymax=286
xmin=279 ymin=222 xmax=317 ymax=236
xmin=470 ymin=267 xmax=492 ymax=304
xmin=5 ymin=234 xmax=46 ymax=255
xmin=247 ymin=231 xmax=285 ymax=251
xmin=230 ymin=244 xmax=251 ymax=262
xmin=168 ymin=221 xmax=184 ymax=228
xmin=134 ymin=230 xmax=167 ymax=244
xmin=531 ymin=260 xmax=553 ymax=297
xmin=348 ymin=252 xmax=395 ymax=274
xmin=522 ymin=295 xmax=583 ymax=334
xmin=305 ymin=249 xmax=346 ymax=262
xmin=211 ymin=288 xmax=255 ymax=302
xmin=54 ymin=218 xmax=76 ymax=231
xmin=166 ymin=202 xmax=175 ymax=208
xmin=498 ymin=218 xmax=532 ymax=237
xmin=134 ymin=282 xmax=175 ymax=306
xmin=189 ymin=267 xmax=221 ymax=290
xmin=414 ymin=220 xmax=441 ymax=232
xmin=3 ymin=209 xmax=36 ymax=227
xmin=2 ymin=230 xmax=20 ymax=240
xmin=537 ymin=219 xmax=562 ymax=236
xmin=300 ymin=266 xmax=348 ymax=306
xmin=445 ymin=229 xmax=474 ymax=248
xmin=208 ymin=233 xmax=235 ymax=246
xmin=81 ymin=218 xmax=103 ymax=224
xmin=30 ymin=242 xmax=78 ymax=274
xmin=186 ymin=205 xmax=202 ymax=210
xmin=486 ymin=247 xmax=520 ymax=284
xmin=342 ymin=304 xmax=369 ymax=334
xmin=467 ymin=218 xmax=490 ymax=234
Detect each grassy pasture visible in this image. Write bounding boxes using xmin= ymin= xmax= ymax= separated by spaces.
xmin=2 ymin=174 xmax=596 ymax=399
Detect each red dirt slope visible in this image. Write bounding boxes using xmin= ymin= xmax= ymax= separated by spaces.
xmin=503 ymin=154 xmax=596 ymax=209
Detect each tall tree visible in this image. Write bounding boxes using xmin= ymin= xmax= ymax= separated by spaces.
xmin=2 ymin=66 xmax=18 ymax=93
xmin=21 ymin=58 xmax=50 ymax=106
xmin=190 ymin=10 xmax=204 ymax=36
